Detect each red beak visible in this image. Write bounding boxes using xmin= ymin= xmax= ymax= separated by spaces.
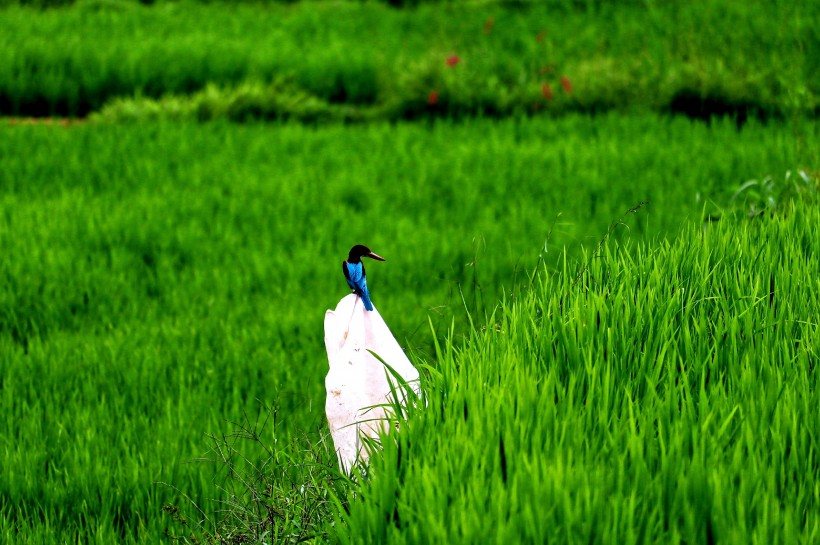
xmin=367 ymin=252 xmax=386 ymax=261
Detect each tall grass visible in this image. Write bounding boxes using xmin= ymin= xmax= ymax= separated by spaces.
xmin=335 ymin=201 xmax=820 ymax=544
xmin=0 ymin=114 xmax=814 ymax=542
xmin=1 ymin=0 xmax=816 ymax=119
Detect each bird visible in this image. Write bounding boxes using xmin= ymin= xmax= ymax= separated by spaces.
xmin=343 ymin=245 xmax=385 ymax=311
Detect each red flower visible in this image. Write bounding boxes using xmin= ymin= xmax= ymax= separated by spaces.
xmin=446 ymin=54 xmax=460 ymax=67
xmin=428 ymin=90 xmax=439 ymax=106
xmin=483 ymin=17 xmax=495 ymax=34
xmin=560 ymin=76 xmax=573 ymax=94
xmin=541 ymin=83 xmax=554 ymax=101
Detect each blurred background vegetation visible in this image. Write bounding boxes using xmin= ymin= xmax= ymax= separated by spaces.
xmin=0 ymin=0 xmax=816 ymax=122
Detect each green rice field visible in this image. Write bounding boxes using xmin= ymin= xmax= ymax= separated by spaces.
xmin=1 ymin=0 xmax=818 ymax=543
xmin=338 ymin=203 xmax=820 ymax=544
xmin=2 ymin=113 xmax=817 ymax=543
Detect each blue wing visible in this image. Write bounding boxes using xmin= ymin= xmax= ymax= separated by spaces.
xmin=343 ymin=261 xmax=374 ymax=311
xmin=344 ymin=262 xmax=365 ymax=289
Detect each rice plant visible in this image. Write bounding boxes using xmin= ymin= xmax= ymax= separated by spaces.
xmin=334 ymin=201 xmax=820 ymax=544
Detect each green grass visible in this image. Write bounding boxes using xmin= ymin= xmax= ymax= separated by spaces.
xmin=336 ymin=202 xmax=820 ymax=544
xmin=1 ymin=0 xmax=816 ymax=119
xmin=0 ymin=114 xmax=815 ymax=542
xmin=1 ymin=2 xmax=817 ymax=542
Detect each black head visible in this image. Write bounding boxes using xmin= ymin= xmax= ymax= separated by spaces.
xmin=347 ymin=244 xmax=386 ymax=263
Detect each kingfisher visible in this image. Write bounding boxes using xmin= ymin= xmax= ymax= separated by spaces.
xmin=343 ymin=245 xmax=385 ymax=311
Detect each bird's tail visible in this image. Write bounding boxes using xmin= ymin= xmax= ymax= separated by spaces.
xmin=359 ymin=289 xmax=374 ymax=311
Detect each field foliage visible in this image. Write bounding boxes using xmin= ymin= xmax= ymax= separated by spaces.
xmin=337 ymin=201 xmax=820 ymax=544
xmin=0 ymin=114 xmax=816 ymax=542
xmin=1 ymin=0 xmax=816 ymax=120
xmin=1 ymin=0 xmax=818 ymax=539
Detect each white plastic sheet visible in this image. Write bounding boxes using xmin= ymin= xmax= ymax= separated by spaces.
xmin=324 ymin=294 xmax=420 ymax=474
